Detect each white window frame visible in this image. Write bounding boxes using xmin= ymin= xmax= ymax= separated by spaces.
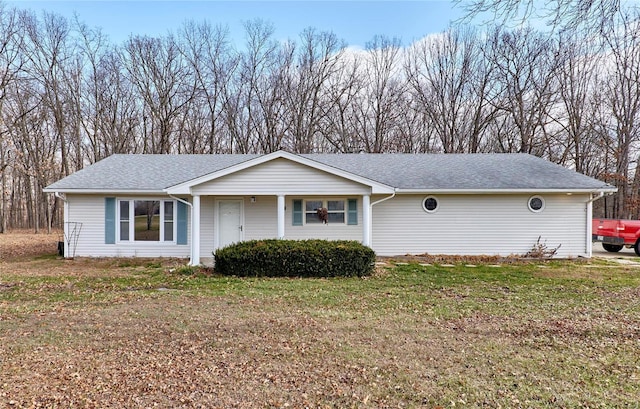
xmin=116 ymin=198 xmax=177 ymax=244
xmin=303 ymin=198 xmax=347 ymax=225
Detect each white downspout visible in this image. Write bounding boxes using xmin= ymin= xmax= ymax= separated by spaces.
xmin=54 ymin=192 xmax=68 ymax=258
xmin=371 ymin=190 xmax=396 ymax=207
xmin=169 ymin=195 xmax=195 ymax=265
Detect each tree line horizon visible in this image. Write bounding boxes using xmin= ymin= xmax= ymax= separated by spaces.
xmin=0 ymin=3 xmax=639 ymax=232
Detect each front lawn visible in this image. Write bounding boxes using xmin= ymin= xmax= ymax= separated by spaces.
xmin=1 ymin=233 xmax=639 ymax=407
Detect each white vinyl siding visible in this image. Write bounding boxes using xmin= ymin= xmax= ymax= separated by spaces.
xmin=66 ymin=192 xmax=589 ymax=261
xmin=371 ymin=194 xmax=589 ymax=258
xmin=243 ymin=196 xmax=279 ymax=240
xmin=66 ymin=194 xmax=190 ymax=258
xmin=191 ymin=158 xmax=369 ymax=196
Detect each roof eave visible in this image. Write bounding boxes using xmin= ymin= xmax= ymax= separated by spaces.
xmin=43 ymin=188 xmax=168 ymax=195
xmin=394 ymin=187 xmax=618 ymax=194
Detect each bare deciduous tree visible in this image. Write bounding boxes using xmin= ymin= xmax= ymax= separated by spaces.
xmin=601 ymin=11 xmax=640 ymax=218
xmin=283 ymin=28 xmax=346 ymax=153
xmin=405 ymin=27 xmax=497 ymax=153
xmin=178 ymin=20 xmax=232 ymax=153
xmin=485 ymin=27 xmax=561 ymax=156
xmin=355 ymin=35 xmax=405 ymax=153
xmin=549 ymin=33 xmax=603 ymax=173
xmin=318 ymin=52 xmax=365 ymax=153
xmin=122 ymin=34 xmax=192 ymax=153
xmin=0 ymin=4 xmax=23 ymax=233
xmin=456 ymin=0 xmax=628 ymax=33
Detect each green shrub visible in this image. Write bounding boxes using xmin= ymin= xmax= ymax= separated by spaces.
xmin=213 ymin=239 xmax=375 ymax=278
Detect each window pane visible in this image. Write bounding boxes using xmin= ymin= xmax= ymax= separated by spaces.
xmin=164 ymin=201 xmax=174 ymax=241
xmin=134 ymin=200 xmax=160 ymax=241
xmin=327 ymin=200 xmax=344 ymax=211
xmin=119 ymin=201 xmax=129 ymax=241
xmin=164 ymin=221 xmax=173 ymax=241
xmin=120 ymin=221 xmax=129 ymax=241
xmin=305 ymin=213 xmax=323 ymax=224
xmin=119 ymin=201 xmax=129 ymax=219
xmin=306 ymin=200 xmax=323 ymax=212
xmin=328 ymin=213 xmax=345 ymax=223
xmin=164 ymin=201 xmax=174 ymax=221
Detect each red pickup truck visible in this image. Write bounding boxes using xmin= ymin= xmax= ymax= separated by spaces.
xmin=592 ymin=218 xmax=640 ymax=255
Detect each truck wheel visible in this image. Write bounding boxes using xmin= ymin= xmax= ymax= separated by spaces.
xmin=603 ymin=243 xmax=624 ymax=252
xmin=634 ymin=240 xmax=640 ymax=257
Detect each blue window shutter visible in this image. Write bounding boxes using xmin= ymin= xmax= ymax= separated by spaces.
xmin=292 ymin=199 xmax=303 ymax=226
xmin=347 ymin=199 xmax=358 ymax=225
xmin=177 ymin=201 xmax=188 ymax=245
xmin=105 ymin=197 xmax=116 ymax=244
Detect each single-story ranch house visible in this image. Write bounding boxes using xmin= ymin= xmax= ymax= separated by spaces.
xmin=44 ymin=151 xmax=616 ymax=264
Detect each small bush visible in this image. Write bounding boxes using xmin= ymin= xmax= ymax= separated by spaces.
xmin=214 ymin=239 xmax=375 ymax=278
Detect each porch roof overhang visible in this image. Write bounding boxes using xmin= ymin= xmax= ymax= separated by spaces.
xmin=163 ymin=150 xmax=396 ymax=195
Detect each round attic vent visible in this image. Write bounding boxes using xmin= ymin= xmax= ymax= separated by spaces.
xmin=422 ymin=196 xmax=438 ymax=213
xmin=528 ymin=195 xmax=545 ymax=213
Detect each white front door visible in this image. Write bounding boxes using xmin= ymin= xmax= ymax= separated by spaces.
xmin=217 ymin=199 xmax=243 ymax=249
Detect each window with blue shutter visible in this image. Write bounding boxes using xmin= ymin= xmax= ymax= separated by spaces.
xmin=105 ymin=197 xmax=116 ymax=244
xmin=347 ymin=198 xmax=358 ymax=225
xmin=292 ymin=199 xmax=303 ymax=226
xmin=177 ymin=201 xmax=188 ymax=245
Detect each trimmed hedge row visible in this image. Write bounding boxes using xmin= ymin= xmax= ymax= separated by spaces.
xmin=213 ymin=239 xmax=376 ymax=277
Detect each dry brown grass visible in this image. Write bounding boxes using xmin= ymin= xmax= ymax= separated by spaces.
xmin=0 ymin=230 xmax=61 ymax=261
xmin=1 ymin=233 xmax=639 ymax=408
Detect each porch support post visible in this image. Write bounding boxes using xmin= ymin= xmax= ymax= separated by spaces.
xmin=277 ymin=194 xmax=285 ymax=239
xmin=363 ymin=194 xmax=371 ymax=247
xmin=191 ymin=195 xmax=201 ymax=265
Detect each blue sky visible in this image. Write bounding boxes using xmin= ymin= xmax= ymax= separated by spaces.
xmin=6 ymin=1 xmax=466 ymax=48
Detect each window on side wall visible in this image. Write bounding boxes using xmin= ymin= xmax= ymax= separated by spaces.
xmin=118 ymin=199 xmax=175 ymax=242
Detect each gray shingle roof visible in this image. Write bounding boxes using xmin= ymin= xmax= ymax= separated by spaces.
xmin=44 ymin=152 xmax=614 ymax=192
xmin=45 ymin=154 xmax=260 ymax=191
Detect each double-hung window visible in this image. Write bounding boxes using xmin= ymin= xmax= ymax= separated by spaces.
xmin=118 ymin=199 xmax=176 ymax=242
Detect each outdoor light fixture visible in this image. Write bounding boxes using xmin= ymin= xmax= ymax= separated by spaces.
xmin=251 ymin=196 xmax=256 ymax=203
